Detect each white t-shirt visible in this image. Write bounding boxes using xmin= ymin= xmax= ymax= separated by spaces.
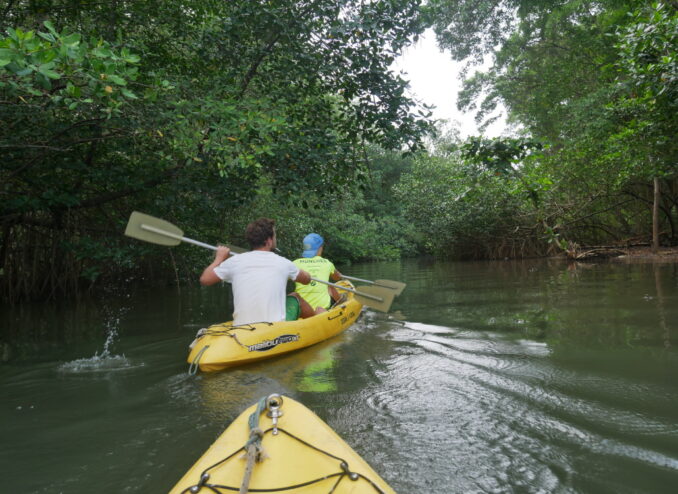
xmin=213 ymin=250 xmax=300 ymax=326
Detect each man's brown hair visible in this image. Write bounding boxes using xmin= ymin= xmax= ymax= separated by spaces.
xmin=246 ymin=218 xmax=275 ymax=249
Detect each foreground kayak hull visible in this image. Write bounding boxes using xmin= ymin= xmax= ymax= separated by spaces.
xmin=169 ymin=395 xmax=395 ymax=494
xmin=187 ymin=280 xmax=363 ymax=372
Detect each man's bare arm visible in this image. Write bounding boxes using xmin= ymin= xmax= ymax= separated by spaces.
xmin=294 ymin=269 xmax=311 ymax=285
xmin=200 ymin=246 xmax=230 ymax=286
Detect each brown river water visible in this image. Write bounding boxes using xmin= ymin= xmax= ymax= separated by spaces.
xmin=1 ymin=258 xmax=677 ymax=493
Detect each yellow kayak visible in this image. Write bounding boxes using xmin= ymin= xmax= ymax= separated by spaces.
xmin=187 ymin=280 xmax=363 ymax=373
xmin=170 ymin=394 xmax=396 ymax=493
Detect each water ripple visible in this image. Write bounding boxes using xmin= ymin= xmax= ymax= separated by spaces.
xmin=366 ymin=317 xmax=678 ymax=493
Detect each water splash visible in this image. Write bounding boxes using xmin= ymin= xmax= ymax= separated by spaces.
xmin=58 ymin=319 xmax=139 ymax=373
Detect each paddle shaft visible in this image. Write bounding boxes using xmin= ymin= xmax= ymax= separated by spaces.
xmin=140 ymin=224 xmax=217 ymax=251
xmin=341 ymin=274 xmax=405 ymax=295
xmin=140 ymin=225 xmax=385 ymax=303
xmin=342 ymin=274 xmax=375 ymax=285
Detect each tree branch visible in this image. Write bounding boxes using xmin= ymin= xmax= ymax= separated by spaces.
xmin=238 ymin=0 xmax=323 ymax=98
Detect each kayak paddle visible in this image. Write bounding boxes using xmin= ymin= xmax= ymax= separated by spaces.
xmin=341 ymin=275 xmax=405 ymax=296
xmin=124 ymin=211 xmax=395 ymax=312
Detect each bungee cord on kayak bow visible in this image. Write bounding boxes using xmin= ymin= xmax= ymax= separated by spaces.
xmin=187 ymin=322 xmax=275 ymax=374
xmin=188 ymin=345 xmax=209 ymax=376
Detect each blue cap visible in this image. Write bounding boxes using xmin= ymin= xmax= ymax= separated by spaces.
xmin=302 ymin=233 xmax=324 ymax=258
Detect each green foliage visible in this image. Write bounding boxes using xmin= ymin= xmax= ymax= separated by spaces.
xmin=617 ymin=2 xmax=678 ymax=109
xmin=6 ymin=0 xmax=674 ymax=299
xmin=0 ymin=21 xmax=144 ymax=110
xmin=426 ymin=0 xmax=678 ymax=250
xmin=457 ymin=137 xmax=543 ymax=173
xmin=613 ymin=1 xmax=678 ymax=178
xmin=1 ymin=1 xmax=433 ymax=301
xmin=394 ymin=149 xmax=536 ymax=258
xmin=218 ymin=177 xmax=414 ymax=266
xmin=426 ymin=0 xmax=518 ymax=62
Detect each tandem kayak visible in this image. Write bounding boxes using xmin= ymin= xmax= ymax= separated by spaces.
xmin=169 ymin=394 xmax=396 ymax=494
xmin=187 ymin=280 xmax=363 ymax=373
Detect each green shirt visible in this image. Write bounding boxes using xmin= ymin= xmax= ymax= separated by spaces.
xmin=293 ymin=256 xmax=336 ymax=309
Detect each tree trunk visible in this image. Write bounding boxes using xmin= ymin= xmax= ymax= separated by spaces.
xmin=653 ymin=176 xmax=660 ymax=253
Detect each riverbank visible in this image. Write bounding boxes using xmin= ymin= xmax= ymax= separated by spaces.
xmin=560 ymin=245 xmax=678 ymax=263
xmin=615 ymin=245 xmax=678 ymax=262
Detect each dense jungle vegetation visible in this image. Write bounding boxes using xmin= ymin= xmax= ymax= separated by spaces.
xmin=1 ymin=0 xmax=676 ymax=302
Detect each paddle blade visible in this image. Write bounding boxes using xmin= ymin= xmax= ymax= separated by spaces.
xmin=125 ymin=211 xmax=183 ymax=246
xmin=354 ymin=285 xmax=395 ymax=313
xmin=374 ymin=279 xmax=406 ymax=296
xmin=227 ymin=244 xmax=248 ymax=254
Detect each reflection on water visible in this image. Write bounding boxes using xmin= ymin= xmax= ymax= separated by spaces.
xmin=360 ymin=319 xmax=678 ymax=493
xmin=1 ymin=259 xmax=677 ymax=493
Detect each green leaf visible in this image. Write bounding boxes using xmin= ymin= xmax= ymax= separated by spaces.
xmin=107 ymin=74 xmax=126 ymax=86
xmin=43 ymin=20 xmax=58 ymax=35
xmin=37 ymin=31 xmax=56 ymax=43
xmin=93 ymin=47 xmax=112 ymax=58
xmin=38 ymin=65 xmax=61 ymax=79
xmin=62 ymin=33 xmax=81 ymax=47
xmin=35 ymin=72 xmax=52 ymax=89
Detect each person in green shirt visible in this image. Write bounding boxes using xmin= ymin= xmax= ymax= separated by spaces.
xmin=289 ymin=233 xmax=343 ymax=318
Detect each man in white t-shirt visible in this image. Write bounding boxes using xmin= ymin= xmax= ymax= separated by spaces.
xmin=199 ymin=218 xmax=311 ymax=325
